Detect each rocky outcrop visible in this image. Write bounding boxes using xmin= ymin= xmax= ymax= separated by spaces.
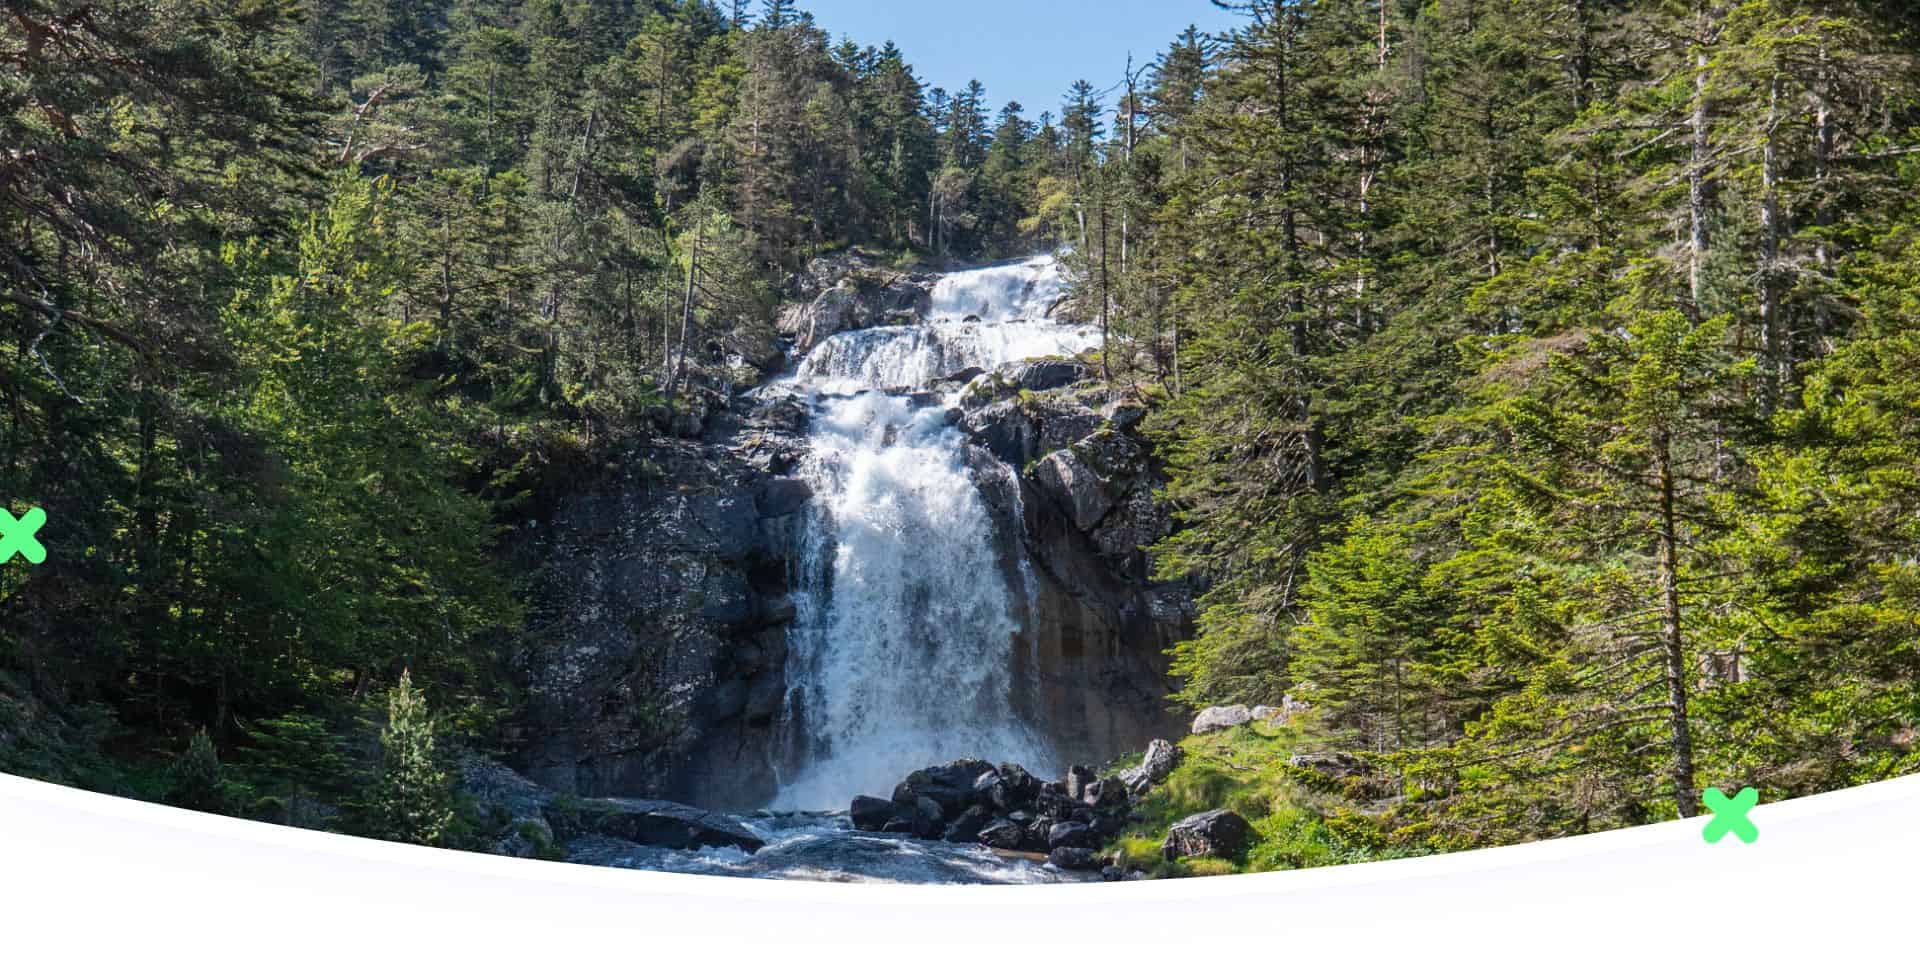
xmin=957 ymin=365 xmax=1192 ymax=767
xmin=460 ymin=756 xmax=762 ymax=857
xmin=850 ymin=758 xmax=1136 ymax=861
xmin=1161 ymin=809 xmax=1254 ymax=861
xmin=1117 ymin=739 xmax=1182 ymax=797
xmin=460 ymin=755 xmax=559 ymax=859
xmin=548 ymin=797 xmax=766 ymax=853
xmin=849 ymin=745 xmax=1192 ymax=873
xmin=777 ymin=252 xmax=939 ymax=354
xmin=513 ymin=393 xmax=812 ymax=810
xmin=1192 ymin=705 xmax=1256 ymax=735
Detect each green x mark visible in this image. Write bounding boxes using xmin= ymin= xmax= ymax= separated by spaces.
xmin=1702 ymin=787 xmax=1759 ymax=844
xmin=0 ymin=506 xmax=47 ymax=566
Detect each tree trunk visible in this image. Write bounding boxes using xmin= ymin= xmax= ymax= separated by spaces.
xmin=1687 ymin=6 xmax=1720 ymax=314
xmin=1655 ymin=429 xmax=1699 ymax=818
xmin=668 ymin=218 xmax=702 ymax=406
xmin=1758 ymin=73 xmax=1788 ymax=401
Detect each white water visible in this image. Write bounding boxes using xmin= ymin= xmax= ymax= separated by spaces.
xmin=771 ymin=255 xmax=1095 ymax=810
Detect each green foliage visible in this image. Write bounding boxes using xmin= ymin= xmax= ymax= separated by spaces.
xmin=1103 ymin=0 xmax=1920 ymax=855
xmin=1108 ymin=722 xmax=1417 ymax=878
xmin=166 ymin=729 xmax=232 ymax=814
xmin=366 ymin=670 xmax=455 ymax=846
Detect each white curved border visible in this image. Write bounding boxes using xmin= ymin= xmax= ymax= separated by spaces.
xmin=2 ymin=770 xmax=1908 ymax=960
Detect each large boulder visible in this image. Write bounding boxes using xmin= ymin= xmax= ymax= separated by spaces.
xmin=1034 ymin=449 xmax=1116 ymax=531
xmin=1005 ymin=359 xmax=1092 ymax=392
xmin=756 ymin=478 xmax=814 ymax=518
xmin=1064 ymin=765 xmax=1097 ymax=802
xmin=944 ymin=805 xmax=996 ymax=844
xmin=893 ymin=759 xmax=999 ymax=820
xmin=776 ymin=257 xmax=937 ymax=354
xmin=1047 ymin=821 xmax=1099 ymax=851
xmin=548 ymin=798 xmax=766 ymax=854
xmin=459 ymin=756 xmax=558 ymax=859
xmin=1191 ymin=705 xmax=1255 ymax=735
xmin=991 ymin=763 xmax=1042 ymax=810
xmin=850 ymin=795 xmax=900 ymax=832
xmin=1119 ymin=738 xmax=1183 ymax=797
xmin=976 ymin=820 xmax=1027 ymax=851
xmin=1288 ymin=752 xmax=1366 ymax=780
xmin=1049 ymin=847 xmax=1102 ymax=871
xmin=1082 ymin=778 xmax=1129 ymax=811
xmin=1161 ymin=809 xmax=1254 ymax=861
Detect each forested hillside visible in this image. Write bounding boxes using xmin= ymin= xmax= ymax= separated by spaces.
xmin=0 ymin=0 xmax=1080 ymax=840
xmin=1076 ymin=0 xmax=1920 ymax=853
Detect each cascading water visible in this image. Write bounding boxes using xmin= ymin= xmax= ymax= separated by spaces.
xmin=770 ymin=255 xmax=1098 ymax=811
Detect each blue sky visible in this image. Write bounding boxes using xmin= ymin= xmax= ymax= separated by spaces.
xmin=792 ymin=0 xmax=1245 ymax=121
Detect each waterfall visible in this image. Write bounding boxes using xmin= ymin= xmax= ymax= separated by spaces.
xmin=770 ymin=255 xmax=1096 ymax=810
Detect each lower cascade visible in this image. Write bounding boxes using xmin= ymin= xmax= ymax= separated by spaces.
xmin=771 ymin=255 xmax=1095 ymax=810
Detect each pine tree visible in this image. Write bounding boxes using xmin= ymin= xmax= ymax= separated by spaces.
xmin=368 ymin=670 xmax=455 ymax=846
xmin=167 ymin=729 xmax=231 ymax=814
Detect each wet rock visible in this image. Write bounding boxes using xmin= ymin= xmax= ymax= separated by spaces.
xmin=912 ymin=795 xmax=946 ymax=839
xmin=893 ymin=759 xmax=999 ymax=820
xmin=742 ymin=674 xmax=785 ymax=724
xmin=549 ymin=798 xmax=766 ymax=854
xmin=1191 ymin=705 xmax=1255 ymax=735
xmin=1064 ymin=765 xmax=1097 ymax=802
xmin=776 ymin=256 xmax=938 ymax=353
xmin=1101 ymin=865 xmax=1128 ymax=882
xmin=851 ymin=795 xmax=901 ymax=832
xmin=1047 ymin=821 xmax=1099 ymax=851
xmin=699 ymin=678 xmax=749 ymax=722
xmin=757 ymin=478 xmax=814 ymax=518
xmin=1006 ymin=359 xmax=1092 ymax=392
xmin=1022 ymin=818 xmax=1054 ymax=853
xmin=977 ymin=819 xmax=1026 ymax=850
xmin=1083 ymin=778 xmax=1129 ymax=810
xmin=944 ymin=805 xmax=996 ymax=844
xmin=1161 ymin=809 xmax=1253 ymax=862
xmin=1049 ymin=847 xmax=1101 ymax=871
xmin=993 ymin=763 xmax=1041 ymax=809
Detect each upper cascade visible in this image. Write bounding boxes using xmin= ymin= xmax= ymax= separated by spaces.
xmin=792 ymin=255 xmax=1094 ymax=394
xmin=927 ymin=254 xmax=1069 ymax=324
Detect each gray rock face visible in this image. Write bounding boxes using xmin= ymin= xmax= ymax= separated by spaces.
xmin=1192 ymin=705 xmax=1256 ymax=735
xmin=776 ymin=253 xmax=937 ymax=354
xmin=549 ymin=797 xmax=766 ymax=854
xmin=1161 ymin=809 xmax=1254 ymax=861
xmin=954 ymin=367 xmax=1192 ymax=769
xmin=514 ymin=393 xmax=811 ymax=810
xmin=459 ymin=755 xmax=557 ymax=859
xmin=1035 ymin=449 xmax=1114 ymax=531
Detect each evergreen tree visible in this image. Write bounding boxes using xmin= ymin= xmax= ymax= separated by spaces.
xmin=368 ymin=670 xmax=455 ymax=846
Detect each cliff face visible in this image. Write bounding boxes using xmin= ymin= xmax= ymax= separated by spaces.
xmin=513 ymin=255 xmax=1188 ymax=810
xmin=959 ymin=363 xmax=1192 ymax=773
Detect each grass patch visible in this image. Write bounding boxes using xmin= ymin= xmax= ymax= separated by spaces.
xmin=1106 ymin=720 xmax=1425 ymax=878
